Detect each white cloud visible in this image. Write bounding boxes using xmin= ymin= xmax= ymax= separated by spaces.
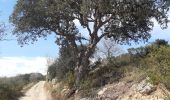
xmin=0 ymin=57 xmax=47 ymax=77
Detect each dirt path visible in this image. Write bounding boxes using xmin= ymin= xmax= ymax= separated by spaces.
xmin=19 ymin=81 xmax=49 ymax=100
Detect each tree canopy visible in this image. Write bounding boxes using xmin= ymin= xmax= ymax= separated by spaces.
xmin=10 ymin=0 xmax=170 ymax=85
xmin=10 ymin=0 xmax=170 ymax=46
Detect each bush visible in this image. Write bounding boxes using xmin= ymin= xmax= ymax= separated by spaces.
xmin=64 ymin=71 xmax=76 ymax=88
xmin=128 ymin=41 xmax=170 ymax=90
xmin=0 ymin=83 xmax=23 ymax=100
xmin=47 ymin=63 xmax=57 ymax=81
xmin=0 ymin=73 xmax=44 ymax=100
xmin=153 ymin=39 xmax=168 ymax=46
xmin=47 ymin=46 xmax=77 ymax=81
xmin=47 ymin=39 xmax=170 ymax=96
xmin=144 ymin=45 xmax=170 ymax=89
xmin=112 ymin=39 xmax=170 ymax=91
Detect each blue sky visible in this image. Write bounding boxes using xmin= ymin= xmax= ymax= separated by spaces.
xmin=0 ymin=0 xmax=170 ymax=76
xmin=0 ymin=0 xmax=58 ymax=57
xmin=0 ymin=0 xmax=58 ymax=76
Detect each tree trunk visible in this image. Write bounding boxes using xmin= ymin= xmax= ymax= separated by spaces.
xmin=74 ymin=47 xmax=94 ymax=88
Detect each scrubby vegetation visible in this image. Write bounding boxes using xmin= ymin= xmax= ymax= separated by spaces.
xmin=47 ymin=39 xmax=170 ymax=98
xmin=0 ymin=0 xmax=169 ymax=99
xmin=118 ymin=39 xmax=170 ymax=90
xmin=11 ymin=0 xmax=170 ymax=88
xmin=116 ymin=39 xmax=170 ymax=90
xmin=47 ymin=46 xmax=77 ymax=82
xmin=0 ymin=73 xmax=44 ymax=100
xmin=139 ymin=40 xmax=170 ymax=89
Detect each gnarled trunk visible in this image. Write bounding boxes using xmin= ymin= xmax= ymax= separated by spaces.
xmin=74 ymin=47 xmax=94 ymax=87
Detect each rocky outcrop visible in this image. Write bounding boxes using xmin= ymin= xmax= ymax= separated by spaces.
xmin=135 ymin=78 xmax=156 ymax=95
xmin=49 ymin=77 xmax=170 ymax=100
xmin=97 ymin=81 xmax=134 ymax=100
xmin=97 ymin=78 xmax=169 ymax=100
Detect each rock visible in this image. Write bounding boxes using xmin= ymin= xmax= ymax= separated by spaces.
xmin=98 ymin=87 xmax=107 ymax=96
xmin=72 ymin=77 xmax=169 ymax=100
xmin=136 ymin=78 xmax=156 ymax=95
xmin=97 ymin=82 xmax=127 ymax=100
xmin=51 ymin=78 xmax=58 ymax=85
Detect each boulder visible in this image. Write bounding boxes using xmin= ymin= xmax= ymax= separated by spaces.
xmin=136 ymin=78 xmax=156 ymax=95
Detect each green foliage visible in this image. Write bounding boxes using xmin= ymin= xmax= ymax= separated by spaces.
xmin=10 ymin=0 xmax=170 ymax=45
xmin=125 ymin=40 xmax=170 ymax=90
xmin=101 ymin=39 xmax=170 ymax=91
xmin=47 ymin=63 xmax=57 ymax=81
xmin=48 ymin=39 xmax=170 ymax=98
xmin=47 ymin=46 xmax=77 ymax=81
xmin=64 ymin=71 xmax=76 ymax=88
xmin=11 ymin=0 xmax=170 ymax=88
xmin=153 ymin=39 xmax=168 ymax=46
xmin=144 ymin=45 xmax=170 ymax=89
xmin=0 ymin=83 xmax=22 ymax=100
xmin=0 ymin=73 xmax=44 ymax=100
xmin=80 ymin=58 xmax=124 ymax=90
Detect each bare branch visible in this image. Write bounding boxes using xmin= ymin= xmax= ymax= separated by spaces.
xmin=0 ymin=39 xmax=16 ymax=41
xmin=85 ymin=23 xmax=92 ymax=36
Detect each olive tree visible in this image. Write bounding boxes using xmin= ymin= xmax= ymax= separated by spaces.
xmin=10 ymin=0 xmax=170 ymax=86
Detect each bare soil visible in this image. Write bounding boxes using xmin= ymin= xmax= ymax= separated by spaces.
xmin=19 ymin=81 xmax=49 ymax=100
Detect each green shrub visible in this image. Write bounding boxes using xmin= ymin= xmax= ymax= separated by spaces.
xmin=47 ymin=46 xmax=78 ymax=81
xmin=115 ymin=40 xmax=170 ymax=91
xmin=64 ymin=71 xmax=76 ymax=88
xmin=47 ymin=63 xmax=57 ymax=81
xmin=0 ymin=83 xmax=23 ymax=100
xmin=153 ymin=39 xmax=168 ymax=46
xmin=0 ymin=73 xmax=44 ymax=100
xmin=140 ymin=44 xmax=170 ymax=89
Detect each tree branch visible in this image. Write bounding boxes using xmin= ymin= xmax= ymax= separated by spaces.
xmin=0 ymin=39 xmax=16 ymax=41
xmin=85 ymin=23 xmax=92 ymax=36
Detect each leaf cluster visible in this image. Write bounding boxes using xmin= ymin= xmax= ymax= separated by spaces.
xmin=10 ymin=0 xmax=170 ymax=46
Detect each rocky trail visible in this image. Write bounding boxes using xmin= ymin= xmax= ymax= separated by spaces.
xmin=19 ymin=80 xmax=170 ymax=100
xmin=19 ymin=81 xmax=50 ymax=100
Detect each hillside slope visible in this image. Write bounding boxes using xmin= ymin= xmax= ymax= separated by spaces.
xmin=97 ymin=79 xmax=170 ymax=100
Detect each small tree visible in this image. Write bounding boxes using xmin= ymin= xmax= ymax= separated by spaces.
xmin=97 ymin=38 xmax=123 ymax=60
xmin=153 ymin=39 xmax=168 ymax=46
xmin=47 ymin=46 xmax=78 ymax=81
xmin=10 ymin=0 xmax=170 ymax=86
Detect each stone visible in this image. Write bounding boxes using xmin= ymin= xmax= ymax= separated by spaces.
xmin=51 ymin=78 xmax=58 ymax=84
xmin=136 ymin=78 xmax=156 ymax=95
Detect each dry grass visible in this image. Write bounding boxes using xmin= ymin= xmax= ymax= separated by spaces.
xmin=120 ymin=65 xmax=146 ymax=83
xmin=44 ymin=81 xmax=67 ymax=100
